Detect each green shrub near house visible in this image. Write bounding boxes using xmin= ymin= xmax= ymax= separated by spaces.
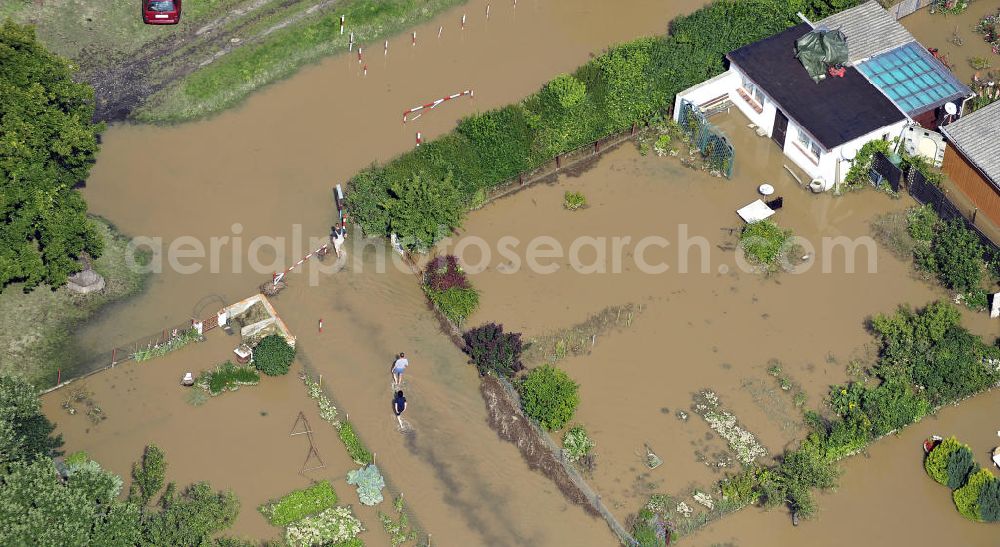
xmin=253 ymin=334 xmax=295 ymax=376
xmin=740 ymin=220 xmax=793 ymax=269
xmin=259 ymin=481 xmax=338 ymax=527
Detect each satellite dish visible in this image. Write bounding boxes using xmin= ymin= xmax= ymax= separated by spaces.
xmin=841 ymin=147 xmax=857 ymax=161
xmin=944 ymin=102 xmax=958 ymax=115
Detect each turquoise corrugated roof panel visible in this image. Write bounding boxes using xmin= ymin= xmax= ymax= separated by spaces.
xmin=858 ymin=42 xmax=971 ymax=114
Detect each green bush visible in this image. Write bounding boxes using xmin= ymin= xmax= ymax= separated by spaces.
xmin=978 ymin=475 xmax=1000 ymax=522
xmin=926 ymin=219 xmax=984 ymax=293
xmin=518 ymin=365 xmax=580 ymax=430
xmin=198 ymin=362 xmax=260 ymax=396
xmin=823 ymin=411 xmax=871 ymax=461
xmin=563 ymin=191 xmax=588 ymax=211
xmin=963 ymin=287 xmax=989 ymax=312
xmin=143 ymin=482 xmax=240 ymax=545
xmin=907 ymin=205 xmax=939 ymax=241
xmin=457 ymin=105 xmax=536 ymax=185
xmin=338 ymin=421 xmax=373 ymax=465
xmin=253 ymin=334 xmax=295 ymax=376
xmin=954 ymin=468 xmax=994 ymax=521
xmin=561 ymin=425 xmax=595 ymax=463
xmin=720 ymin=466 xmax=769 ymax=507
xmin=129 ymin=444 xmax=166 ymax=506
xmin=946 ymin=446 xmax=977 ymax=490
xmin=426 ymin=286 xmax=479 ymax=326
xmin=740 ymin=220 xmax=792 ymax=268
xmin=925 ymin=437 xmax=963 ymax=485
xmin=861 ymin=377 xmax=929 ymax=437
xmin=259 ymin=481 xmax=338 ymax=527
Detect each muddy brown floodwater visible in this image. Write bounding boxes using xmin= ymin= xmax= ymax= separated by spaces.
xmin=452 ymin=108 xmax=998 ymax=544
xmin=58 ymin=1 xmax=715 ymax=546
xmin=903 ymin=0 xmax=1000 ymax=84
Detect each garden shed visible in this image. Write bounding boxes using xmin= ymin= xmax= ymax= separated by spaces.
xmin=674 ymin=21 xmax=907 ymax=190
xmin=940 ymin=101 xmax=1000 ymax=226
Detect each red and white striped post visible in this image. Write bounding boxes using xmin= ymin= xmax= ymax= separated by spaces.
xmin=402 ymin=89 xmax=474 ymax=123
xmin=416 ymin=132 xmax=423 ymax=146
xmin=340 ymin=15 xmax=345 ymax=34
xmin=318 ymin=318 xmax=323 ymax=333
xmin=384 ymin=40 xmax=389 ymax=55
xmin=349 ymin=32 xmax=354 ymax=51
xmin=411 ymin=31 xmax=416 ymax=46
xmin=363 ymin=64 xmax=368 ymax=76
xmin=357 ymin=47 xmax=362 ymax=63
xmin=461 ymin=13 xmax=466 ymax=29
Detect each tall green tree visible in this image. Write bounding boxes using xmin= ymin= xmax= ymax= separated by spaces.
xmin=0 ymin=19 xmax=104 ymax=290
xmin=129 ymin=443 xmax=166 ymax=506
xmin=0 ymin=375 xmax=62 ymax=465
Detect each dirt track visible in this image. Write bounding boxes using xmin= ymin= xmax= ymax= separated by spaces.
xmin=81 ymin=0 xmax=338 ymax=122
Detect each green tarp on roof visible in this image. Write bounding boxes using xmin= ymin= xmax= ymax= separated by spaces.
xmin=795 ymin=29 xmax=849 ymax=82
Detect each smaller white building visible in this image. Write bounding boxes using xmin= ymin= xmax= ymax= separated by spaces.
xmin=674 ymin=21 xmax=908 ymax=190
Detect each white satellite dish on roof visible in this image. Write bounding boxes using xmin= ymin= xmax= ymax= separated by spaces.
xmin=945 ymin=102 xmax=958 ymax=115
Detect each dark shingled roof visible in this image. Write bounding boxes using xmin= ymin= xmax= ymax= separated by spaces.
xmin=727 ymin=23 xmax=905 ymax=150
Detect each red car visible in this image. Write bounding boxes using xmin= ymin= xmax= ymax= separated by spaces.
xmin=142 ymin=0 xmax=181 ymax=24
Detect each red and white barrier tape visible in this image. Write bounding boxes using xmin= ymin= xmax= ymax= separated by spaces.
xmin=402 ymin=89 xmax=474 ymax=123
xmin=273 ymin=242 xmax=330 ymax=285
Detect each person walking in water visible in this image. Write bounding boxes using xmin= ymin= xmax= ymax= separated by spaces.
xmin=392 ymin=390 xmax=407 ymax=429
xmin=330 ymin=223 xmax=347 ymax=258
xmin=391 ymin=352 xmax=409 ymax=386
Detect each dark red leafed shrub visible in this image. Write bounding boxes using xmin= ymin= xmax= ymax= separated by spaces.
xmin=463 ymin=323 xmax=524 ymax=377
xmin=424 ymin=255 xmax=470 ymax=291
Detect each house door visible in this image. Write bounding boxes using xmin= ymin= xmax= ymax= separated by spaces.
xmin=771 ymin=109 xmax=789 ymax=149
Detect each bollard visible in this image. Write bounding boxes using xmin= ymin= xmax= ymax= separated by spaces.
xmin=411 ymin=31 xmax=416 ymax=46
xmin=340 ymin=15 xmax=344 ymax=34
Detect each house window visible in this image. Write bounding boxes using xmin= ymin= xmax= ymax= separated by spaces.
xmin=796 ymin=128 xmax=822 ymax=161
xmin=739 ymin=75 xmax=765 ymax=113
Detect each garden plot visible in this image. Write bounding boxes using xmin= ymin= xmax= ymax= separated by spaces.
xmin=40 ymin=331 xmax=392 ymax=544
xmin=454 ymin=133 xmax=995 ymax=535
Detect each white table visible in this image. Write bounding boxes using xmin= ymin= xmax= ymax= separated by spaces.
xmin=737 ymin=199 xmax=775 ymax=223
xmin=758 ymin=183 xmax=775 ymax=196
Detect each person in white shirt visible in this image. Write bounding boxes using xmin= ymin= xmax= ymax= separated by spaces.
xmin=391 ymin=352 xmax=409 ymax=386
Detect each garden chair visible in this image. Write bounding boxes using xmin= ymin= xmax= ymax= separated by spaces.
xmin=765 ymin=196 xmax=783 ymax=210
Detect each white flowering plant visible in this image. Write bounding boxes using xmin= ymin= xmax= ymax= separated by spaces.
xmin=284 ymin=506 xmax=362 ymax=547
xmin=347 ymin=464 xmax=385 ymax=506
xmin=692 ymin=390 xmax=766 ymax=465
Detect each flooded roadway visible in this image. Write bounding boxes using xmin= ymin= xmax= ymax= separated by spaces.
xmin=67 ymin=1 xmax=707 ymax=545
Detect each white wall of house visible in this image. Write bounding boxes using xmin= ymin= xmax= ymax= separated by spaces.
xmin=675 ymin=63 xmax=909 ymax=191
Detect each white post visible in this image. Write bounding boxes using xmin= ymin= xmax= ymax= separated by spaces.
xmin=437 ymin=25 xmax=443 ymax=39
xmin=340 ymin=15 xmax=344 ymax=34
xmin=486 ymin=3 xmax=491 ymax=19
xmin=461 ymin=13 xmax=466 ymax=29
xmin=384 ymin=40 xmax=388 ymax=55
xmin=411 ymin=31 xmax=416 ymax=46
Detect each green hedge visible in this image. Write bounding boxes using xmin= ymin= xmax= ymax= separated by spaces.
xmin=338 ymin=421 xmax=373 ymax=465
xmin=346 ymin=0 xmax=824 ymax=249
xmin=259 ymin=481 xmax=338 ymax=527
xmin=715 ymin=301 xmax=1000 ymax=522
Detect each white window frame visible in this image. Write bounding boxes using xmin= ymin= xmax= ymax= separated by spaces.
xmin=796 ymin=127 xmax=822 ymax=161
xmin=740 ymin=75 xmax=765 ymax=108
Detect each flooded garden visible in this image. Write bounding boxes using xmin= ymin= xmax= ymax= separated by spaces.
xmin=9 ymin=0 xmax=1000 ymax=545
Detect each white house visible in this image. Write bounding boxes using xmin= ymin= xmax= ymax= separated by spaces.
xmin=674 ymin=21 xmax=907 ymax=190
xmin=673 ymin=1 xmax=972 ymax=190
